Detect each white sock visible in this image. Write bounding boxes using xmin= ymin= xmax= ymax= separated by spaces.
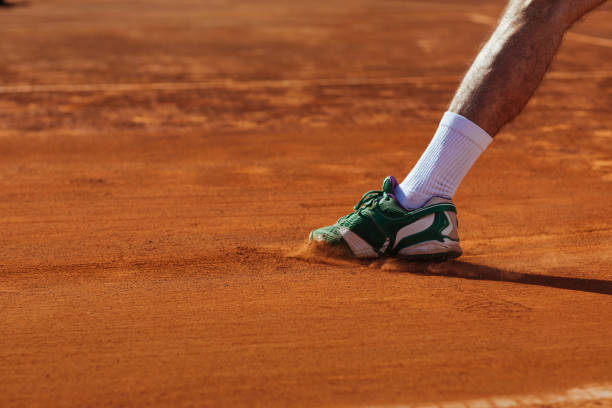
xmin=395 ymin=111 xmax=493 ymax=209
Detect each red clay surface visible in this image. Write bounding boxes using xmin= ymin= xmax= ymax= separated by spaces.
xmin=1 ymin=0 xmax=612 ymax=407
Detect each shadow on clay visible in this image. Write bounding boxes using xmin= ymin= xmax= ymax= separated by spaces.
xmin=288 ymin=242 xmax=612 ymax=295
xmin=385 ymin=259 xmax=612 ymax=296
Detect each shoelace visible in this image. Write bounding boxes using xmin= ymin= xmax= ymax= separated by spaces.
xmin=338 ymin=190 xmax=387 ymax=223
xmin=353 ymin=190 xmax=385 ymax=210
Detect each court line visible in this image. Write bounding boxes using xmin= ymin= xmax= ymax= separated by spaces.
xmin=566 ymin=32 xmax=612 ymax=49
xmin=467 ymin=12 xmax=612 ymax=49
xmin=547 ymin=70 xmax=612 ymax=79
xmin=362 ymin=383 xmax=612 ymax=408
xmin=0 ymin=70 xmax=611 ymax=95
xmin=0 ymin=76 xmax=461 ymax=94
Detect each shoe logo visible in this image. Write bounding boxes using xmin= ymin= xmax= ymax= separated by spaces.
xmin=442 ymin=211 xmax=459 ymax=240
xmin=338 ymin=226 xmax=378 ymax=258
xmin=393 ymin=213 xmax=435 ymax=249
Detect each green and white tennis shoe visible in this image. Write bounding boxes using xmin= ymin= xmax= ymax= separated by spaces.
xmin=309 ymin=176 xmax=461 ymax=260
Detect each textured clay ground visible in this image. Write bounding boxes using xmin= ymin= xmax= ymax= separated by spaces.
xmin=1 ymin=0 xmax=612 ymax=407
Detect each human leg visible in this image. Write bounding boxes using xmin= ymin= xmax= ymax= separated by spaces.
xmin=450 ymin=0 xmax=607 ymax=136
xmin=310 ymin=0 xmax=607 ymax=259
xmin=396 ymin=0 xmax=607 ymax=210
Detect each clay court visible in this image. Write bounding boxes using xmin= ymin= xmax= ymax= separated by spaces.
xmin=1 ymin=0 xmax=612 ymax=406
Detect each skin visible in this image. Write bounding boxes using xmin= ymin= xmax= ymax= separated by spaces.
xmin=449 ymin=0 xmax=608 ymax=136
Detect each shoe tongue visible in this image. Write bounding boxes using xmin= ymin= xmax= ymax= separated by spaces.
xmin=382 ymin=175 xmax=399 ymax=194
xmin=381 ymin=176 xmax=409 ymax=212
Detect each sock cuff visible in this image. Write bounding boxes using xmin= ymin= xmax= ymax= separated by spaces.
xmin=440 ymin=111 xmax=493 ymax=151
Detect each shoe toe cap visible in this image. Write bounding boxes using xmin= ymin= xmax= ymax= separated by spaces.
xmin=308 ymin=224 xmax=355 ymax=257
xmin=309 ymin=224 xmax=342 ymax=244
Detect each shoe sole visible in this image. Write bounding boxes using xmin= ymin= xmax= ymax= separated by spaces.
xmin=397 ymin=239 xmax=462 ymax=261
xmin=308 ymin=237 xmax=462 ymax=261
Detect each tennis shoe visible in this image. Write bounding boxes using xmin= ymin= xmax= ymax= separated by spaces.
xmin=309 ymin=176 xmax=461 ymax=260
